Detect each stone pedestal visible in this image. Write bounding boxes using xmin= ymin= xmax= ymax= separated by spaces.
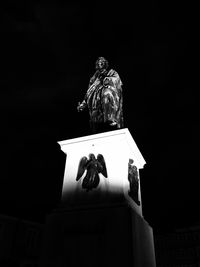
xmin=40 ymin=202 xmax=156 ymax=267
xmin=58 ymin=128 xmax=145 ymax=216
xmin=39 ymin=129 xmax=156 ymax=267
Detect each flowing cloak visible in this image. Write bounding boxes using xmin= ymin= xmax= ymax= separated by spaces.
xmin=84 ymin=68 xmax=124 ymax=129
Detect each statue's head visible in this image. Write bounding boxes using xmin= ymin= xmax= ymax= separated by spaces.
xmin=95 ymin=57 xmax=109 ymax=70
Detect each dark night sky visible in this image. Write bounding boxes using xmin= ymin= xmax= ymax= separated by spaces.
xmin=0 ymin=1 xmax=198 ymax=233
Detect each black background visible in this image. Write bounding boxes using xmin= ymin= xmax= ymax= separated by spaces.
xmin=0 ymin=1 xmax=198 ymax=233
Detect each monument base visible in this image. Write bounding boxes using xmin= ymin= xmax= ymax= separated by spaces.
xmin=39 ymin=202 xmax=156 ymax=267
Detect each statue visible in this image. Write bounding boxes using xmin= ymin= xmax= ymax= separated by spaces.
xmin=128 ymin=159 xmax=140 ymax=205
xmin=77 ymin=57 xmax=124 ymax=133
xmin=76 ymin=153 xmax=108 ymax=192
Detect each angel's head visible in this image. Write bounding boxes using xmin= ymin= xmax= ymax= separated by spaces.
xmin=129 ymin=159 xmax=134 ymax=165
xmin=89 ymin=153 xmax=95 ymax=160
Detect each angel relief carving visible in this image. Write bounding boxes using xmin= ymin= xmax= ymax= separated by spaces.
xmin=76 ymin=153 xmax=108 ymax=192
xmin=128 ymin=159 xmax=140 ymax=205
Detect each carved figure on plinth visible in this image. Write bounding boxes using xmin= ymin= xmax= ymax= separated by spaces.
xmin=128 ymin=159 xmax=140 ymax=205
xmin=76 ymin=153 xmax=108 ymax=192
xmin=77 ymin=57 xmax=124 ymax=133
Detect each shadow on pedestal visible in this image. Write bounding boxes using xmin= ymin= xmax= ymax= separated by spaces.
xmin=39 ymin=201 xmax=156 ymax=267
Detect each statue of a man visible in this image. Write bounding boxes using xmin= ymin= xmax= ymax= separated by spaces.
xmin=77 ymin=57 xmax=124 ymax=133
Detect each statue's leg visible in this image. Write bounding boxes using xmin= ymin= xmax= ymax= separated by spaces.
xmin=102 ymin=89 xmax=117 ymax=125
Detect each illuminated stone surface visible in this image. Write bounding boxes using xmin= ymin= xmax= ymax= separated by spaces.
xmin=58 ymin=128 xmax=146 ymax=216
xmin=39 ymin=129 xmax=156 ymax=267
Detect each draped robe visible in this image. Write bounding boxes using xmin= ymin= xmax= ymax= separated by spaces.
xmin=84 ymin=68 xmax=124 ymax=132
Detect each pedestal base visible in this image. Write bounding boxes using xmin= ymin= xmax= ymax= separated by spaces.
xmin=40 ymin=202 xmax=156 ymax=267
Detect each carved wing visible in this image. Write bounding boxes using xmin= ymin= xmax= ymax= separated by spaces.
xmin=97 ymin=154 xmax=108 ymax=178
xmin=76 ymin=156 xmax=88 ymax=181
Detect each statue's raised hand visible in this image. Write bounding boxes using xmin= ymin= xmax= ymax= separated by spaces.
xmin=77 ymin=101 xmax=86 ymax=112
